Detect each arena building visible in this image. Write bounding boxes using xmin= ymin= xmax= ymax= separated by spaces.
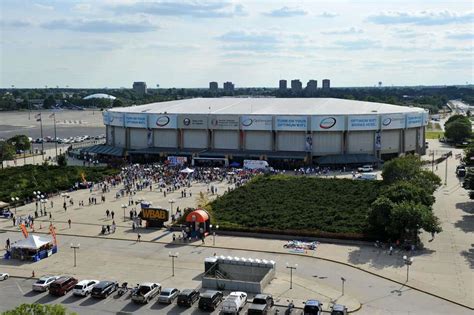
xmin=98 ymin=98 xmax=428 ymax=166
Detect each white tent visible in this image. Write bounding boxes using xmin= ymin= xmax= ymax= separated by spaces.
xmin=180 ymin=167 xmax=195 ymax=174
xmin=12 ymin=235 xmax=53 ymax=249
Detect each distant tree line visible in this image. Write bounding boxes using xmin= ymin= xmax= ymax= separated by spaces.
xmin=1 ymin=85 xmax=473 ymax=112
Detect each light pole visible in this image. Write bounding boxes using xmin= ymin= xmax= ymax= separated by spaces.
xmin=286 ymin=263 xmax=297 ymax=289
xmin=341 ymin=277 xmax=346 ymax=296
xmin=122 ymin=204 xmax=127 ymax=222
xmin=403 ymin=255 xmax=414 ymax=282
xmin=169 ymin=252 xmax=179 ymax=277
xmin=210 ymin=224 xmax=219 ymax=246
xmin=70 ymin=243 xmax=80 ymax=267
xmin=168 ymin=199 xmax=175 ymax=217
xmin=61 ymin=193 xmax=69 ymax=210
xmin=10 ymin=197 xmax=19 ymax=214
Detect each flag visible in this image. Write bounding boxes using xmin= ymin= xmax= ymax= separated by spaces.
xmin=49 ymin=224 xmax=57 ymax=245
xmin=35 ymin=113 xmax=42 ymax=122
xmin=20 ymin=223 xmax=28 ymax=238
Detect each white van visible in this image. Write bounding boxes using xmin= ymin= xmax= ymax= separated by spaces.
xmin=243 ymin=160 xmax=269 ymax=170
xmin=355 ymin=173 xmax=378 ymax=181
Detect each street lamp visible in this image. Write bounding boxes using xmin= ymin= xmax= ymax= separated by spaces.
xmin=122 ymin=204 xmax=127 ymax=222
xmin=168 ymin=199 xmax=175 ymax=217
xmin=10 ymin=197 xmax=19 ymax=214
xmin=169 ymin=252 xmax=179 ymax=277
xmin=286 ymin=263 xmax=297 ymax=289
xmin=210 ymin=224 xmax=219 ymax=246
xmin=70 ymin=243 xmax=80 ymax=267
xmin=403 ymin=255 xmax=414 ymax=282
xmin=61 ymin=193 xmax=69 ymax=210
xmin=341 ymin=277 xmax=346 ymax=296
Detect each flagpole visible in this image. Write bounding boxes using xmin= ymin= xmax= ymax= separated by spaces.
xmin=40 ymin=113 xmax=44 ymax=160
xmin=53 ymin=114 xmax=58 ymax=160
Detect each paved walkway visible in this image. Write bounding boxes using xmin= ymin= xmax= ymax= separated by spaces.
xmin=0 ymin=145 xmax=472 ymax=309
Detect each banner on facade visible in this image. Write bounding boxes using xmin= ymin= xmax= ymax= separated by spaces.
xmin=275 ymin=116 xmax=308 ymax=131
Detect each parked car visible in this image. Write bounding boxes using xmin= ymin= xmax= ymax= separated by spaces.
xmin=131 ymin=282 xmax=161 ymax=304
xmin=355 ymin=173 xmax=377 ymax=181
xmin=357 ymin=165 xmax=374 ymax=172
xmin=91 ymin=281 xmax=118 ymax=298
xmin=0 ymin=273 xmax=9 ymax=281
xmin=49 ymin=276 xmax=78 ymax=296
xmin=456 ymin=165 xmax=467 ymax=177
xmin=330 ymin=304 xmax=348 ymax=315
xmin=198 ymin=290 xmax=223 ymax=311
xmin=221 ymin=291 xmax=247 ymax=314
xmin=248 ymin=294 xmax=274 ymax=315
xmin=73 ymin=279 xmax=99 ymax=297
xmin=158 ymin=287 xmax=180 ymax=304
xmin=303 ymin=300 xmax=323 ymax=315
xmin=177 ymin=289 xmax=200 ymax=307
xmin=32 ymin=275 xmax=60 ymax=292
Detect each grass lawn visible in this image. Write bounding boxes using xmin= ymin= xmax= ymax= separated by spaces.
xmin=426 ymin=131 xmax=444 ymax=139
xmin=0 ymin=165 xmax=119 ymax=202
xmin=210 ymin=175 xmax=381 ymax=239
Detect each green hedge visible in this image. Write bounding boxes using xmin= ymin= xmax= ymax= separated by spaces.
xmin=210 ymin=175 xmax=381 ymax=237
xmin=0 ymin=165 xmax=119 ymax=202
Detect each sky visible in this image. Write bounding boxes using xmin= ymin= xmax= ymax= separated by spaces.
xmin=0 ymin=0 xmax=473 ymax=88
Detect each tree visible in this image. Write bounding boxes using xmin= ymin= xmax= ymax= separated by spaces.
xmin=112 ymin=98 xmax=123 ymax=107
xmin=386 ymin=201 xmax=441 ymax=241
xmin=463 ymin=143 xmax=474 ymax=166
xmin=380 ymin=181 xmax=435 ymax=207
xmin=444 ymin=114 xmax=469 ymax=127
xmin=0 ymin=141 xmax=15 ymax=169
xmin=381 ymin=155 xmax=423 ymax=184
xmin=369 ymin=196 xmax=395 ymax=237
xmin=43 ymin=95 xmax=56 ymax=109
xmin=7 ymin=135 xmax=31 ymax=152
xmin=444 ymin=120 xmax=471 ymax=143
xmin=2 ymin=303 xmax=76 ymax=315
xmin=57 ymin=153 xmax=67 ymax=167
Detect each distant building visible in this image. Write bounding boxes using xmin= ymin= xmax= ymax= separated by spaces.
xmin=306 ymin=80 xmax=317 ymax=95
xmin=291 ymin=80 xmax=302 ymax=92
xmin=133 ymin=81 xmax=147 ymax=96
xmin=322 ymin=79 xmax=330 ymax=89
xmin=223 ymin=81 xmax=235 ymax=92
xmin=209 ymin=82 xmax=218 ymax=91
xmin=279 ymin=80 xmax=287 ymax=90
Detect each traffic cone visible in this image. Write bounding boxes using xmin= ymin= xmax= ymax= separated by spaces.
xmin=32 ymin=270 xmax=35 ymax=278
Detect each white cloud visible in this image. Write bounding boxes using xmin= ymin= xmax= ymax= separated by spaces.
xmin=321 ymin=27 xmax=363 ymax=35
xmin=34 ymin=3 xmax=54 ymax=10
xmin=263 ymin=6 xmax=307 ymax=18
xmin=319 ymin=12 xmax=338 ymax=18
xmin=113 ymin=1 xmax=246 ymax=18
xmin=445 ymin=32 xmax=474 ymax=40
xmin=367 ymin=10 xmax=474 ymax=25
xmin=333 ymin=39 xmax=381 ymax=50
xmin=41 ymin=19 xmax=158 ymax=33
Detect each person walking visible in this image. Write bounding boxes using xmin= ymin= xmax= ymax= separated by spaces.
xmin=68 ymin=219 xmax=71 ymax=229
xmin=389 ymin=245 xmax=393 ymax=255
xmin=111 ymin=211 xmax=115 ymax=220
xmin=6 ymin=238 xmax=10 ymax=250
xmin=106 ymin=209 xmax=110 ymax=218
xmin=137 ymin=233 xmax=141 ymax=243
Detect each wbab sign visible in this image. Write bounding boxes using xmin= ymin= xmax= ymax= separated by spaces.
xmin=124 ymin=113 xmax=147 ymax=128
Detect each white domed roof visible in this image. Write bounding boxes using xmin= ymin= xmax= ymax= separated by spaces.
xmin=83 ymin=93 xmax=116 ymax=100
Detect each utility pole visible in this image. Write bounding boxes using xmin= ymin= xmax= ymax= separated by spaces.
xmin=52 ymin=113 xmax=58 ymax=160
xmin=341 ymin=277 xmax=346 ymax=296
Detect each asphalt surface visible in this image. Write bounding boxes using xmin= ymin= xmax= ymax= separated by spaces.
xmin=0 ymin=278 xmax=296 ymax=315
xmin=0 ymin=232 xmax=471 ymax=315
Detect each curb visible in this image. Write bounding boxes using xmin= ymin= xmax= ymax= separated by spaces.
xmin=1 ymin=228 xmax=472 ymax=311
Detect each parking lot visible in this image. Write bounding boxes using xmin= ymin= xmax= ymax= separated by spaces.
xmin=0 ymin=278 xmax=303 ymax=315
